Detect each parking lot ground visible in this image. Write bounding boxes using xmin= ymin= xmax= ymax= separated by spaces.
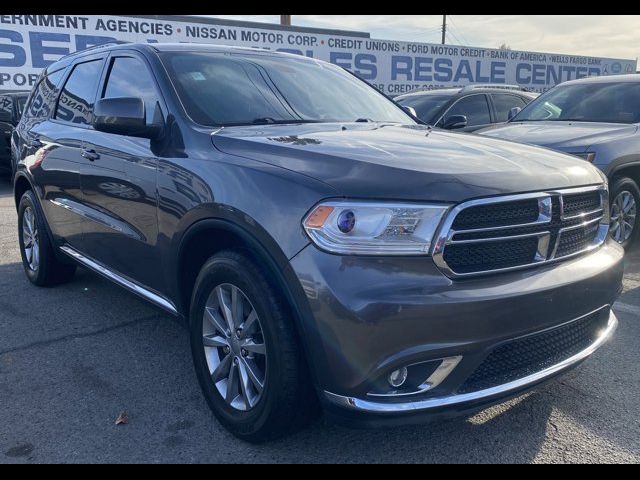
xmin=0 ymin=177 xmax=639 ymax=464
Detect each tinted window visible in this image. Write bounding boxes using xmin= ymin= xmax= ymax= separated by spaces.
xmin=15 ymin=96 xmax=27 ymax=118
xmin=102 ymin=56 xmax=160 ymax=123
xmin=515 ymin=82 xmax=640 ymax=123
xmin=396 ymin=94 xmax=452 ymax=124
xmin=442 ymin=94 xmax=491 ymax=127
xmin=24 ymin=69 xmax=65 ymax=120
xmin=55 ymin=59 xmax=103 ymax=125
xmin=160 ymin=52 xmax=412 ymax=126
xmin=0 ymin=95 xmax=12 ymax=120
xmin=492 ymin=94 xmax=528 ymax=122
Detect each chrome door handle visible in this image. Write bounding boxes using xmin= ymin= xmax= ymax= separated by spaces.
xmin=81 ymin=148 xmax=100 ymax=161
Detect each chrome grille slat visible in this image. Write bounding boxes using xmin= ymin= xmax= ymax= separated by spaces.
xmin=432 ymin=185 xmax=609 ymax=278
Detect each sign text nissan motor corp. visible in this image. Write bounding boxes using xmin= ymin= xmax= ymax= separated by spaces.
xmin=0 ymin=14 xmax=636 ymax=94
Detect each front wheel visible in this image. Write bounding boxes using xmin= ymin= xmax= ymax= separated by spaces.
xmin=189 ymin=250 xmax=318 ymax=442
xmin=609 ymin=177 xmax=640 ymax=249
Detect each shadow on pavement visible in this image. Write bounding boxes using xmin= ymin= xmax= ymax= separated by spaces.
xmin=3 ymin=255 xmax=637 ymax=463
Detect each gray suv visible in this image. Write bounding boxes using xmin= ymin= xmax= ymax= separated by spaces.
xmin=478 ymin=74 xmax=640 ymax=248
xmin=12 ymin=43 xmax=623 ymax=442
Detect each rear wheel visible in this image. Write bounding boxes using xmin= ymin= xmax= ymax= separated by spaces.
xmin=18 ymin=190 xmax=76 ymax=286
xmin=189 ymin=249 xmax=318 ymax=442
xmin=609 ymin=177 xmax=640 ymax=249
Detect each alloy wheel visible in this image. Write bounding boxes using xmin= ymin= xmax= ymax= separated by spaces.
xmin=202 ymin=283 xmax=267 ymax=411
xmin=610 ymin=190 xmax=637 ymax=244
xmin=22 ymin=206 xmax=40 ymax=271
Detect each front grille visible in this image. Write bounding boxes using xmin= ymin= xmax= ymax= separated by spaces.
xmin=433 ymin=186 xmax=607 ymax=277
xmin=563 ymin=190 xmax=602 ymax=217
xmin=458 ymin=307 xmax=610 ymax=393
xmin=452 ymin=199 xmax=540 ymax=230
xmin=443 ymin=237 xmax=539 ymax=274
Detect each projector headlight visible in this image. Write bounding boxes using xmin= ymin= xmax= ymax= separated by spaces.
xmin=303 ymin=200 xmax=449 ymax=255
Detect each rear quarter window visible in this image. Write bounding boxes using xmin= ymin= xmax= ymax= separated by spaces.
xmin=24 ymin=69 xmax=65 ymax=121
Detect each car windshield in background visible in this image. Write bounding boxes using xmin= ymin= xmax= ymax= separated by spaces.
xmin=16 ymin=96 xmax=27 ymax=117
xmin=396 ymin=94 xmax=452 ymax=124
xmin=160 ymin=51 xmax=413 ymax=127
xmin=514 ymin=81 xmax=640 ymax=124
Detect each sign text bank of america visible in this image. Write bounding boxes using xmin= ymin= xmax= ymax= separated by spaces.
xmin=0 ymin=14 xmax=636 ymax=94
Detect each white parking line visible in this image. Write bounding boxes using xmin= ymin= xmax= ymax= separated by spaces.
xmin=613 ymin=301 xmax=640 ymax=317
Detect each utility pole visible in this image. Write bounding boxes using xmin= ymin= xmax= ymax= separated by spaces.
xmin=280 ymin=15 xmax=291 ymax=26
xmin=441 ymin=15 xmax=446 ymax=44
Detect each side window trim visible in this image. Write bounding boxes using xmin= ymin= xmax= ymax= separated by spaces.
xmin=434 ymin=93 xmax=491 ymax=127
xmin=51 ymin=55 xmax=108 ymax=129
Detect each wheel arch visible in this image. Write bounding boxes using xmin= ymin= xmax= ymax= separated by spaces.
xmin=175 ymin=216 xmax=321 ymax=389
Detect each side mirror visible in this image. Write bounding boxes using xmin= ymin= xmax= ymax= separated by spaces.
xmin=443 ymin=114 xmax=468 ymax=130
xmin=402 ymin=105 xmax=418 ymax=118
xmin=0 ymin=110 xmax=12 ymax=123
xmin=508 ymin=106 xmax=522 ymax=121
xmin=93 ymin=97 xmax=161 ymax=139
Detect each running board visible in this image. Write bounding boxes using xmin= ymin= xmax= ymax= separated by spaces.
xmin=60 ymin=246 xmax=178 ymax=316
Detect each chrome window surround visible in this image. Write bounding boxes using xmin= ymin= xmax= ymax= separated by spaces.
xmin=324 ymin=306 xmax=617 ymax=414
xmin=431 ymin=185 xmax=609 ymax=278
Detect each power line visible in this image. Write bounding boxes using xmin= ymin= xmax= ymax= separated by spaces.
xmin=447 ymin=15 xmax=470 ymax=46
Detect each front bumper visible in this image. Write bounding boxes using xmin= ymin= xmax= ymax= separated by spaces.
xmin=289 ymin=239 xmax=624 ymax=424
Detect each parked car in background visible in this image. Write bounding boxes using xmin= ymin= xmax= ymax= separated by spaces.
xmin=0 ymin=91 xmax=29 ymax=176
xmin=13 ymin=43 xmax=622 ymax=442
xmin=395 ymin=85 xmax=537 ymax=132
xmin=478 ymin=74 xmax=640 ymax=248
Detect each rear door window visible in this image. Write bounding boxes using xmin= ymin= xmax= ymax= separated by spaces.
xmin=492 ymin=94 xmax=528 ymax=122
xmin=55 ymin=59 xmax=104 ymax=125
xmin=442 ymin=94 xmax=491 ymax=127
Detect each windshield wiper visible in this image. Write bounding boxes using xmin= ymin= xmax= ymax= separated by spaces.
xmin=249 ymin=117 xmax=323 ymax=125
xmin=354 ymin=118 xmax=375 ymax=122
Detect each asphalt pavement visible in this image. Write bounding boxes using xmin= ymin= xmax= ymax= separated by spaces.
xmin=0 ymin=177 xmax=639 ymax=463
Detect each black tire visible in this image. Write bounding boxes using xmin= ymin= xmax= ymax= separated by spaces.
xmin=17 ymin=190 xmax=76 ymax=286
xmin=189 ymin=249 xmax=319 ymax=442
xmin=609 ymin=176 xmax=640 ymax=250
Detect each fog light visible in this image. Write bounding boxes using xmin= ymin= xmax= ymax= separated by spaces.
xmin=388 ymin=367 xmax=408 ymax=388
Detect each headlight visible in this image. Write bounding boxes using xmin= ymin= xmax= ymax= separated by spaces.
xmin=570 ymin=152 xmax=596 ymax=163
xmin=303 ymin=200 xmax=449 ymax=255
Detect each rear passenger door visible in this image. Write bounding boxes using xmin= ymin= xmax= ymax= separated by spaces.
xmin=79 ymin=51 xmax=164 ymax=291
xmin=438 ymin=94 xmax=493 ymax=132
xmin=491 ymin=93 xmax=529 ymax=123
xmin=19 ymin=58 xmax=106 ymax=249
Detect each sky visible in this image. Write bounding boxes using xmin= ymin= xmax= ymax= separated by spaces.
xmin=208 ymin=15 xmax=639 ymax=61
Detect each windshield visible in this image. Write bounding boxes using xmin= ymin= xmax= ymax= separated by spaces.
xmin=513 ymin=81 xmax=640 ymax=124
xmin=160 ymin=51 xmax=414 ymax=127
xmin=396 ymin=94 xmax=451 ymax=123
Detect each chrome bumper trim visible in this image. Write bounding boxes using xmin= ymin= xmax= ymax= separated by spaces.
xmin=324 ymin=310 xmax=617 ymax=414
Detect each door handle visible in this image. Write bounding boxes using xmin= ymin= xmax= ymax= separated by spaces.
xmin=81 ymin=148 xmax=100 ymax=161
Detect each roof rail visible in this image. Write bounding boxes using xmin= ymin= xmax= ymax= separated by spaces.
xmin=56 ymin=42 xmax=128 ymax=62
xmin=461 ymin=84 xmax=527 ymax=92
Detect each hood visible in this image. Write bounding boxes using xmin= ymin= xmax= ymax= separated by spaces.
xmin=478 ymin=121 xmax=638 ymax=152
xmin=211 ymin=123 xmax=604 ymax=203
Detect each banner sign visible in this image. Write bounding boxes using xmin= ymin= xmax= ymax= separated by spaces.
xmin=0 ymin=14 xmax=636 ymax=94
